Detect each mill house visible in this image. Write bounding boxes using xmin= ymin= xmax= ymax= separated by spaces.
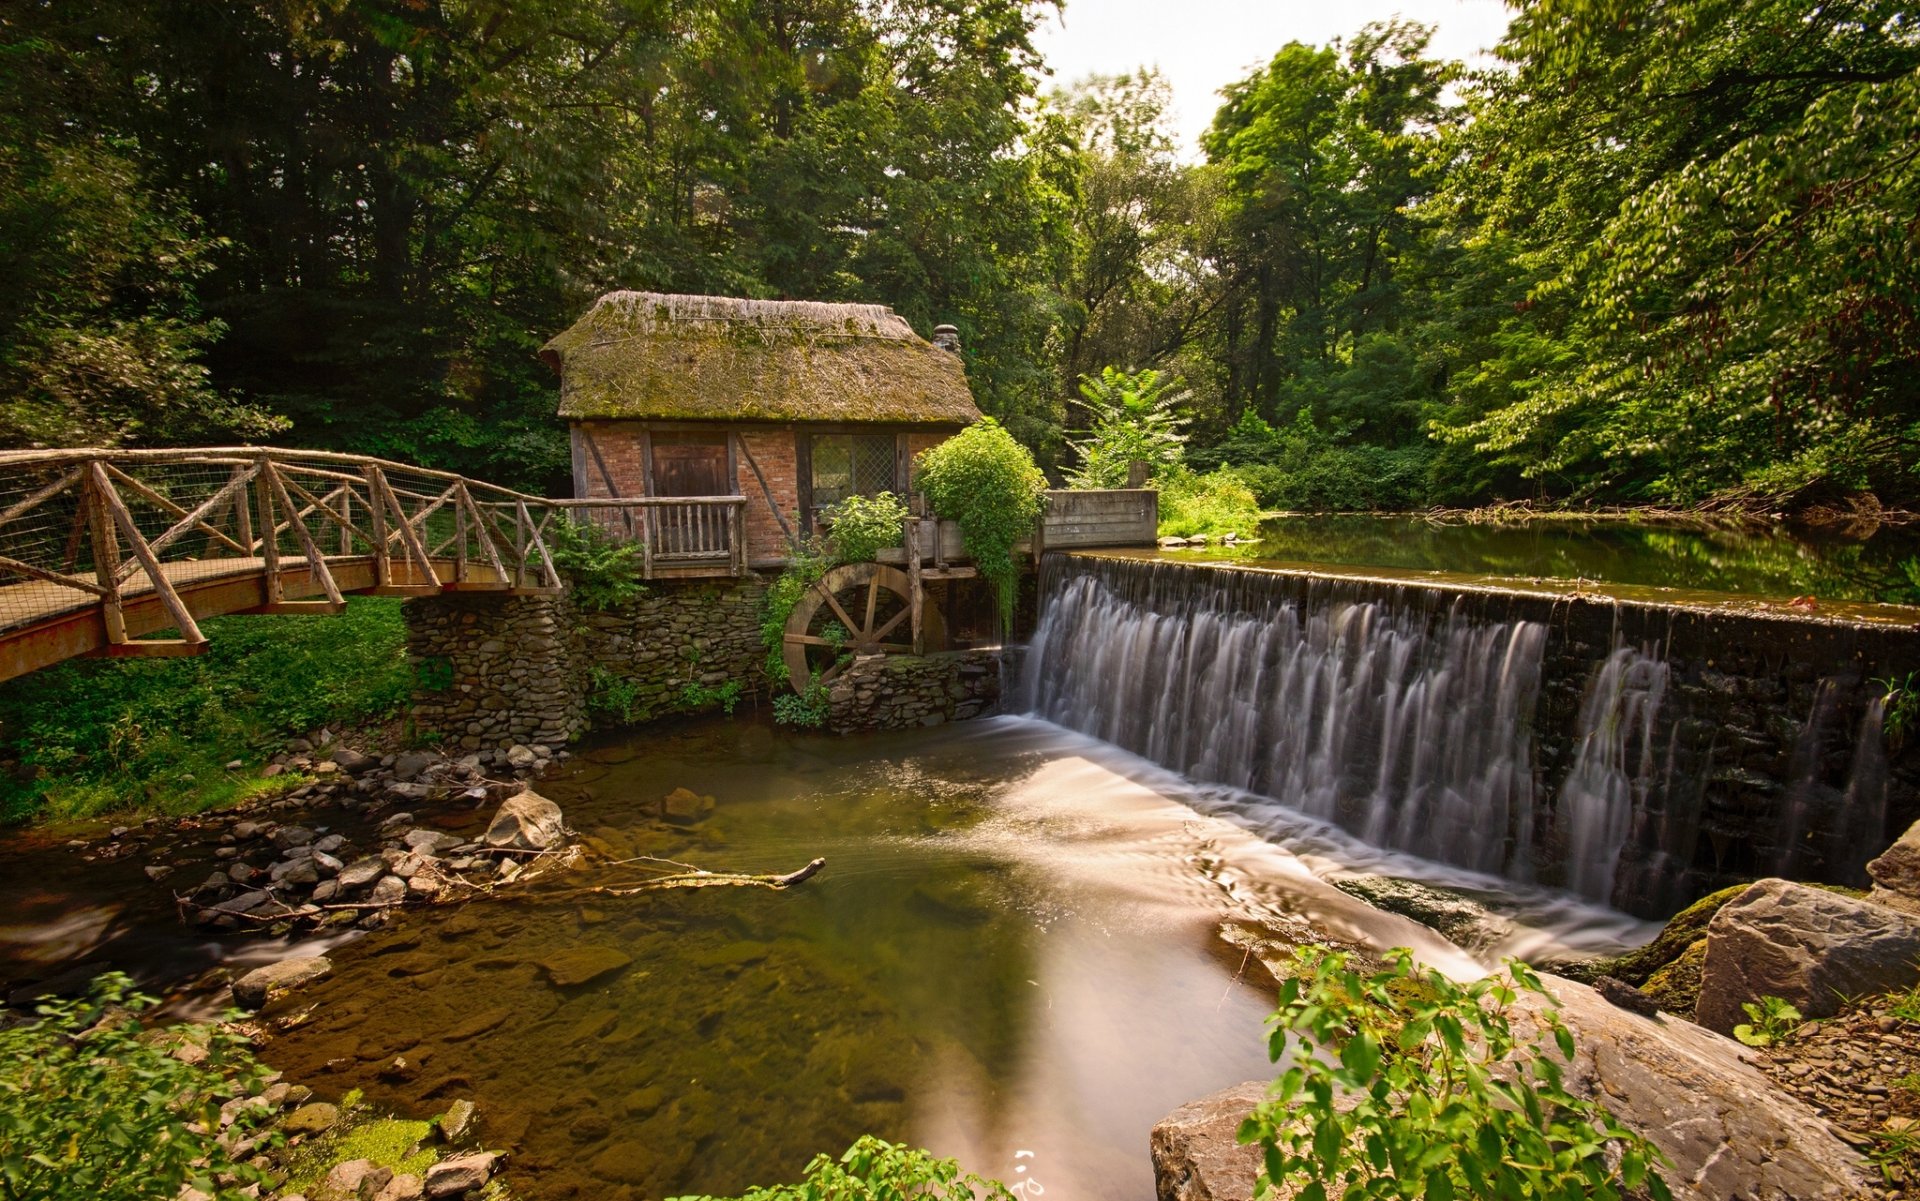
xmin=541 ymin=291 xmax=981 ymax=577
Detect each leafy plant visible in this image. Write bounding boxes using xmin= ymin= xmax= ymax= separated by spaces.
xmin=760 ymin=542 xmax=836 ymax=688
xmin=1066 ymin=366 xmax=1192 ymax=488
xmin=1886 ymin=979 xmax=1920 ymax=1024
xmin=587 ymin=665 xmax=646 ymax=725
xmin=1732 ymin=995 xmax=1803 ymax=1047
xmin=772 ymin=669 xmax=832 ymax=728
xmin=1239 ymin=946 xmax=1671 ymax=1201
xmin=671 ymin=1135 xmax=1014 ymax=1201
xmin=1157 ymin=466 xmax=1263 ymax=538
xmin=826 ymin=492 xmax=909 ymax=564
xmin=550 ymin=518 xmax=646 ymax=612
xmin=1880 ymin=672 xmax=1918 ymax=753
xmin=679 ymin=679 xmax=743 ymax=716
xmin=914 ymin=418 xmax=1047 ymax=635
xmin=0 ymin=973 xmax=273 ymax=1201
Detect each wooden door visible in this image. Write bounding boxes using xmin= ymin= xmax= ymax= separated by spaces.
xmin=651 ymin=435 xmax=728 ymax=497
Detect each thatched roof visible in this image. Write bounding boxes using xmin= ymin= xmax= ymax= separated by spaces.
xmin=542 ymin=292 xmax=981 ymax=425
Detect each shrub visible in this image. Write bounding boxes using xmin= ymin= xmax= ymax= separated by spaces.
xmin=1066 ymin=366 xmax=1192 ymax=488
xmin=679 ymin=679 xmax=744 ymax=716
xmin=587 ymin=665 xmax=646 ymax=725
xmin=915 ymin=418 xmax=1047 ymax=634
xmin=1732 ymin=994 xmax=1804 ymax=1047
xmin=1239 ymin=947 xmax=1670 ymax=1201
xmin=760 ymin=541 xmax=835 ymax=688
xmin=549 ymin=518 xmax=646 ymax=611
xmin=1158 ymin=466 xmax=1263 ymax=538
xmin=671 ymin=1135 xmax=1013 ymax=1201
xmin=771 ymin=669 xmax=832 ymax=727
xmin=0 ymin=974 xmax=272 ymax=1201
xmin=826 ymin=491 xmax=908 ymax=564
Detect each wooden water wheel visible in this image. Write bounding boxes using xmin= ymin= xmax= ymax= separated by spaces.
xmin=782 ymin=562 xmax=943 ymax=691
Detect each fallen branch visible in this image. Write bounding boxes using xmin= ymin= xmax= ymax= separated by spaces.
xmin=571 ymin=857 xmax=827 ymax=898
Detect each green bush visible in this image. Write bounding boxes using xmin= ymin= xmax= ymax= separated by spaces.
xmin=1158 ymin=467 xmax=1263 ymax=538
xmin=1066 ymin=366 xmax=1192 ymax=488
xmin=587 ymin=665 xmax=646 ymax=725
xmin=679 ymin=679 xmax=744 ymax=716
xmin=914 ymin=418 xmax=1047 ymax=634
xmin=671 ymin=1135 xmax=1013 ymax=1201
xmin=0 ymin=599 xmax=410 ymax=823
xmin=826 ymin=491 xmax=908 ymax=564
xmin=0 ymin=974 xmax=272 ymax=1201
xmin=760 ymin=541 xmax=836 ymax=688
xmin=771 ymin=669 xmax=832 ymax=728
xmin=549 ymin=518 xmax=646 ymax=611
xmin=1240 ymin=947 xmax=1670 ymax=1201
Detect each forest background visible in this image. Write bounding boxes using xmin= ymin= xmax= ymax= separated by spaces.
xmin=4 ymin=0 xmax=1917 ymax=512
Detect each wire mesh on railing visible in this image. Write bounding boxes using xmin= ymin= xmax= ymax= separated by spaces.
xmin=0 ymin=448 xmax=747 ymax=641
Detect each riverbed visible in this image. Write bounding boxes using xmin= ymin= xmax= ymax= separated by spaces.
xmin=150 ymin=714 xmax=1644 ymax=1201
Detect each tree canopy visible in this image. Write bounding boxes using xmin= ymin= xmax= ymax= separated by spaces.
xmin=2 ymin=0 xmax=1913 ymax=509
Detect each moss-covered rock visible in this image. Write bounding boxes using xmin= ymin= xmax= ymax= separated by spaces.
xmin=1641 ymin=938 xmax=1710 ymax=1013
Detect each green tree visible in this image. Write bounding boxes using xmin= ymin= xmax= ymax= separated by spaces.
xmin=1065 ymin=366 xmax=1191 ymax=487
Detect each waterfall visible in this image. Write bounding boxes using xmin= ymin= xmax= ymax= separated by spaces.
xmin=1022 ymin=557 xmax=1548 ymax=882
xmin=1554 ymin=645 xmax=1670 ymax=901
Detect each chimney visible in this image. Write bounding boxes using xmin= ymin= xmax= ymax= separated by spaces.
xmin=931 ymin=324 xmax=961 ymax=354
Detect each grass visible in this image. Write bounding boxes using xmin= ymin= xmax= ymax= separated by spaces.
xmin=0 ymin=598 xmax=411 ymax=824
xmin=1157 ymin=466 xmax=1264 ymax=539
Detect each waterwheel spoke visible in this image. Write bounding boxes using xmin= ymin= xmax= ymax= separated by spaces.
xmin=784 ymin=633 xmax=839 ymax=647
xmin=820 ymin=586 xmax=860 ymax=637
xmin=863 ymin=576 xmax=880 ymax=637
xmin=870 ymin=608 xmax=909 ymax=642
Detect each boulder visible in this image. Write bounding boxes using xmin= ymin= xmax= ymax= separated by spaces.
xmin=329 ymin=748 xmax=377 ymax=775
xmin=282 ymin=1101 xmax=340 ymax=1135
xmin=1867 ymin=818 xmax=1920 ymax=909
xmin=424 ymin=1151 xmax=498 ymax=1198
xmin=336 ymin=857 xmax=388 ymax=892
xmin=1694 ymin=878 xmax=1920 ymax=1033
xmin=373 ymin=1174 xmax=425 ymax=1201
xmin=1150 ymin=1081 xmax=1267 ymax=1201
xmin=272 ymin=825 xmax=316 ymax=850
xmin=404 ymin=829 xmax=465 ymax=856
xmin=482 ymin=791 xmax=564 ymax=852
xmin=661 ymin=787 xmax=715 ymax=826
xmin=536 ymin=946 xmax=632 ymax=987
xmin=318 ymin=1159 xmax=392 ymax=1201
xmin=437 ymin=1099 xmax=477 ymax=1143
xmin=370 ymin=875 xmax=410 ymax=906
xmin=231 ymin=955 xmax=333 ymax=1009
xmin=392 ymin=751 xmax=437 ymax=783
xmin=1150 ymin=974 xmax=1871 ymax=1201
xmin=505 ymin=744 xmax=537 ymax=770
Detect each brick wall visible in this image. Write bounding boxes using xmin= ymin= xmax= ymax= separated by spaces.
xmin=573 ymin=421 xmax=648 ymax=498
xmin=905 ymin=432 xmax=946 ymax=485
xmin=735 ymin=429 xmax=798 ymax=563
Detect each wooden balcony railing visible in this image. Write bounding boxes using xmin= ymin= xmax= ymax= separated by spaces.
xmin=554 ymin=497 xmax=748 ymax=578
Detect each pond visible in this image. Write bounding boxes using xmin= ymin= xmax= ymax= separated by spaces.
xmin=1171 ymin=514 xmax=1920 ymax=606
xmin=234 ymin=715 xmax=1645 ymax=1201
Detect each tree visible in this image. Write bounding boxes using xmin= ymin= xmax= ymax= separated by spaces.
xmin=1065 ymin=366 xmax=1191 ymax=487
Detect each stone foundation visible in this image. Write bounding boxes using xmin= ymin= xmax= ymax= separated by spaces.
xmin=405 ymin=593 xmax=586 ymax=750
xmin=826 ymin=649 xmax=1001 ymax=734
xmin=406 ymin=576 xmax=766 ymax=747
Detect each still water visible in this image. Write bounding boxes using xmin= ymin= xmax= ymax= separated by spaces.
xmin=246 ymin=715 xmax=1645 ymax=1201
xmin=1181 ymin=514 xmax=1920 ymax=605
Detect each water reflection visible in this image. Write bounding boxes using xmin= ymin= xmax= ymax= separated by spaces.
xmin=247 ymin=715 xmax=1639 ymax=1201
xmin=1177 ymin=514 xmax=1920 ymax=605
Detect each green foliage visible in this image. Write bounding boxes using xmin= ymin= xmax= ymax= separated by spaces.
xmin=760 ymin=543 xmax=836 ymax=688
xmin=1066 ymin=367 xmax=1191 ymax=487
xmin=1881 ymin=672 xmax=1919 ymax=752
xmin=1885 ymin=980 xmax=1920 ymax=1025
xmin=772 ymin=670 xmax=833 ymax=729
xmin=671 ymin=1135 xmax=1014 ymax=1201
xmin=0 ymin=973 xmax=271 ymax=1201
xmin=826 ymin=492 xmax=909 ymax=565
xmin=1732 ymin=995 xmax=1804 ymax=1047
xmin=550 ymin=520 xmax=645 ymax=612
xmin=586 ymin=666 xmax=646 ymax=726
xmin=1157 ymin=467 xmax=1263 ymax=539
xmin=914 ymin=419 xmax=1048 ymax=633
xmin=0 ymin=599 xmax=409 ymax=823
xmin=279 ymin=1108 xmax=437 ymax=1196
xmin=1239 ymin=947 xmax=1671 ymax=1201
xmin=679 ymin=679 xmax=744 ymax=717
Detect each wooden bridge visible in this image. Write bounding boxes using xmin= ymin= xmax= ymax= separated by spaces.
xmin=0 ymin=447 xmax=747 ymax=683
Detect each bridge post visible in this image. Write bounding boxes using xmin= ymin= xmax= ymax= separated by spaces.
xmin=82 ymin=466 xmax=127 ymax=644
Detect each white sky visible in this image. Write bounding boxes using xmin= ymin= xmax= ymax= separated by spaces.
xmin=1032 ymin=0 xmax=1515 ymax=155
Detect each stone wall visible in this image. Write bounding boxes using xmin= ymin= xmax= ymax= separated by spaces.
xmin=1042 ymin=553 xmax=1920 ymax=917
xmin=826 ymin=649 xmax=1001 ymax=734
xmin=570 ymin=576 xmax=768 ymax=720
xmin=407 ymin=576 xmax=769 ymax=748
xmin=405 ymin=593 xmax=588 ymax=752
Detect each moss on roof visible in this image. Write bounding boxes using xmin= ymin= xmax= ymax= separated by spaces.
xmin=542 ymin=292 xmax=982 ymax=425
